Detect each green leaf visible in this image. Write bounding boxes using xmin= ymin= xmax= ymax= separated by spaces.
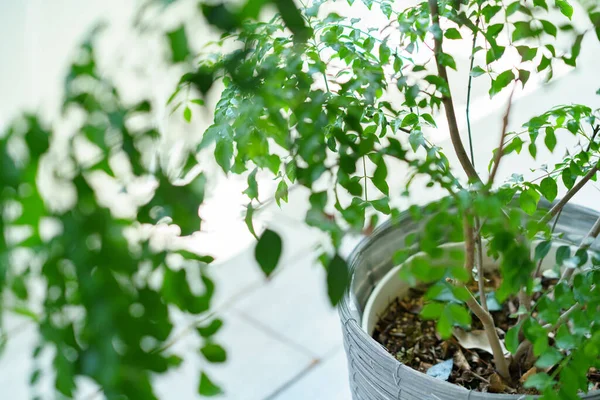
xmin=275 ymin=180 xmax=288 ymax=206
xmin=372 ymin=158 xmax=389 ymax=195
xmin=505 ymin=322 xmax=522 ymax=354
xmin=535 ymin=240 xmax=552 ymax=261
xmin=273 ymin=0 xmax=311 ymax=41
xmin=183 ymin=106 xmax=192 ymax=123
xmin=197 ymin=319 xmax=223 ymax=337
xmin=556 ymin=245 xmax=571 ymax=265
xmin=255 ymin=229 xmax=283 ymax=277
xmin=470 ymin=66 xmax=486 ymax=77
xmin=444 ymin=28 xmax=462 ymax=40
xmin=198 ymin=372 xmax=222 ymax=396
xmin=200 ymin=343 xmax=227 ymax=363
xmin=520 ymin=188 xmax=540 ymax=215
xmin=556 ymin=0 xmax=573 ymax=19
xmin=506 ymin=1 xmax=520 ymax=16
xmin=438 ymin=52 xmax=457 ymax=70
xmin=540 ymin=177 xmax=557 ymax=202
xmin=524 ymin=372 xmax=555 ymax=390
xmin=490 ymin=70 xmax=515 ymax=97
xmin=544 ymin=127 xmax=557 ymax=152
xmin=244 ymin=169 xmax=259 ymax=199
xmin=215 ymin=139 xmax=233 ymax=172
xmin=516 ymin=46 xmax=537 ymax=62
xmin=535 ymin=347 xmax=563 ymax=368
xmin=421 ymin=302 xmax=444 ymax=319
xmin=245 ymin=203 xmax=258 ymax=240
xmin=528 ymin=142 xmax=537 ymax=158
xmin=191 ymin=99 xmax=205 ymax=106
xmin=562 ymin=168 xmax=575 ymax=189
xmin=167 ymin=25 xmax=190 ymax=63
xmin=447 ymin=303 xmax=471 ymax=326
xmin=401 ymin=113 xmax=418 ymax=127
xmin=555 ymin=325 xmax=577 ymax=350
xmin=540 ymin=20 xmax=557 ymax=37
xmin=326 ymin=254 xmax=349 ymax=306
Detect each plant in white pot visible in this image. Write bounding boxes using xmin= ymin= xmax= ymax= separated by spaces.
xmin=2 ymin=0 xmax=600 ymax=398
xmin=188 ymin=0 xmax=600 ymax=398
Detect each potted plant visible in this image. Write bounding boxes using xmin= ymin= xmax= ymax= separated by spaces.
xmin=188 ymin=0 xmax=600 ymax=398
xmin=2 ymin=0 xmax=600 ymax=398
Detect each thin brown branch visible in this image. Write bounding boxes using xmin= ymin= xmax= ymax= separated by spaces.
xmin=474 ymin=217 xmax=488 ymax=313
xmin=487 ymin=86 xmax=516 ymax=186
xmin=463 ymin=214 xmax=475 ymax=275
xmin=540 ymin=161 xmax=600 ymax=225
xmin=462 ymin=284 xmax=511 ymax=382
xmin=428 ymin=0 xmax=481 ymax=184
xmin=559 ymin=215 xmax=600 ymax=283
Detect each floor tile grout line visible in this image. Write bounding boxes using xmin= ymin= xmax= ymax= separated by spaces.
xmin=234 ymin=309 xmax=320 ymax=360
xmin=261 ymin=345 xmax=344 ymax=400
xmin=163 ymin=241 xmax=322 ymax=352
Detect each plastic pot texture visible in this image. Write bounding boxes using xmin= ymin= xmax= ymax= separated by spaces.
xmin=338 ymin=200 xmax=600 ymax=400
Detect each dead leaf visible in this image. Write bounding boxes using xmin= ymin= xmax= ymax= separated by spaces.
xmin=453 ymin=328 xmax=509 ymax=357
xmin=453 ymin=347 xmax=471 ymax=371
xmin=520 ymin=367 xmax=537 ymax=384
xmin=489 ymin=373 xmax=507 ymax=393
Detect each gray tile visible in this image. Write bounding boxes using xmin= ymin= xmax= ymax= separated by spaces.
xmin=269 ymin=347 xmax=352 ymax=400
xmin=233 ymin=252 xmax=344 ymax=358
xmin=200 ymin=310 xmax=314 ymax=400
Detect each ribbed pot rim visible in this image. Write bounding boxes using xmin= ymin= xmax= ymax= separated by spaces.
xmin=338 ymin=200 xmax=600 ymax=399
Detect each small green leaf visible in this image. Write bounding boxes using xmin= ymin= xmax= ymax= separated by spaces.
xmin=505 ymin=322 xmax=522 ymax=354
xmin=167 ymin=25 xmax=190 ymax=63
xmin=540 ymin=177 xmax=557 ymax=202
xmin=555 ymin=324 xmax=576 ymax=350
xmin=372 ymin=158 xmax=389 ymax=195
xmin=255 ymin=229 xmax=283 ymax=277
xmin=562 ymin=169 xmax=575 ymax=189
xmin=470 ymin=66 xmax=486 ymax=77
xmin=540 ymin=20 xmax=557 ymax=37
xmin=275 ymin=180 xmax=288 ymax=206
xmin=191 ymin=99 xmax=205 ymax=106
xmin=520 ymin=188 xmax=540 ymax=215
xmin=183 ymin=106 xmax=192 ymax=122
xmin=535 ymin=347 xmax=563 ymax=368
xmin=490 ymin=70 xmax=515 ymax=97
xmin=197 ymin=319 xmax=223 ymax=337
xmin=244 ymin=169 xmax=259 ymax=200
xmin=245 ymin=203 xmax=258 ymax=240
xmin=556 ymin=245 xmax=571 ymax=265
xmin=401 ymin=113 xmax=418 ymax=127
xmin=516 ymin=46 xmax=537 ymax=62
xmin=327 ymin=254 xmax=349 ymax=306
xmin=421 ymin=302 xmax=444 ymax=319
xmin=215 ymin=140 xmax=233 ymax=172
xmin=444 ymin=28 xmax=462 ymax=40
xmin=201 ymin=343 xmax=227 ymax=363
xmin=524 ymin=372 xmax=554 ymax=390
xmin=198 ymin=372 xmax=222 ymax=396
xmin=556 ymin=0 xmax=573 ymax=19
xmin=535 ymin=240 xmax=552 ymax=260
xmin=544 ymin=127 xmax=557 ymax=152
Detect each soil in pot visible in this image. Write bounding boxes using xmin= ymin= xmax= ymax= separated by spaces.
xmin=372 ymin=272 xmax=600 ymax=395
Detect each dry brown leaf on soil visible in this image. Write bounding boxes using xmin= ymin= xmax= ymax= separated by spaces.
xmin=520 ymin=367 xmax=538 ymax=384
xmin=488 ymin=373 xmax=515 ymax=393
xmin=453 ymin=328 xmax=510 ymax=357
xmin=453 ymin=347 xmax=471 ymax=371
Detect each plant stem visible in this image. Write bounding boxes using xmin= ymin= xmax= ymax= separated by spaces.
xmin=463 ymin=214 xmax=475 ymax=275
xmin=363 ymin=156 xmax=368 ymax=202
xmin=427 ymin=0 xmax=481 ymax=184
xmin=558 ymin=215 xmax=600 ymax=283
xmin=474 ymin=217 xmax=488 ymax=313
xmin=487 ymin=86 xmax=516 ymax=186
xmin=462 ymin=283 xmax=511 ymax=381
xmin=539 ymin=161 xmax=600 ymax=225
xmin=465 ymin=17 xmax=480 ymax=167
